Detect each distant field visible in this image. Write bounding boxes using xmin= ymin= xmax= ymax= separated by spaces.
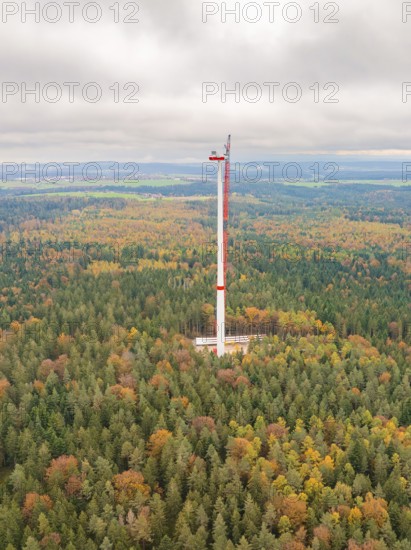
xmin=281 ymin=179 xmax=410 ymax=187
xmin=0 ymin=178 xmax=194 ymax=189
xmin=337 ymin=179 xmax=410 ymax=186
xmin=14 ymin=191 xmax=214 ymax=201
xmin=17 ymin=191 xmax=156 ymax=200
xmin=112 ymin=179 xmax=193 ymax=187
xmin=1 ymin=179 xmax=410 ymax=202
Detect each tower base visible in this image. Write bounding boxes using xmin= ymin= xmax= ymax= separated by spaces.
xmin=193 ymin=335 xmax=264 ymax=355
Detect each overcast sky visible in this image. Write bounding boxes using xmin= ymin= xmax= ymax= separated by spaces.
xmin=1 ymin=0 xmax=411 ymax=162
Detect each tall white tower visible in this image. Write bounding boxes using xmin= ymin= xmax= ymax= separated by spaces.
xmin=209 ymin=136 xmax=231 ymax=357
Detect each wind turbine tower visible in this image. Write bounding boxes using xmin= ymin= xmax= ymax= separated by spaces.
xmin=209 ymin=135 xmax=231 ymax=357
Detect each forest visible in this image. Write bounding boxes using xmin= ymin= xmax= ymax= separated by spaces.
xmin=0 ymin=184 xmax=410 ymax=549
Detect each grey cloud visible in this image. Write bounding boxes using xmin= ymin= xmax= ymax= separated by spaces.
xmin=1 ymin=0 xmax=411 ymax=161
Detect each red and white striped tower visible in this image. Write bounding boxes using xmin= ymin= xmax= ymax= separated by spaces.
xmin=209 ymin=135 xmax=231 ymax=357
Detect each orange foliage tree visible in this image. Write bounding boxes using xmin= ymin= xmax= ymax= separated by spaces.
xmin=192 ymin=416 xmax=216 ymax=434
xmin=361 ymin=493 xmax=388 ymax=527
xmin=281 ymin=496 xmax=307 ymax=527
xmin=112 ymin=470 xmax=150 ymax=503
xmin=109 ymin=384 xmax=137 ymax=402
xmin=149 ymin=374 xmax=170 ymax=392
xmin=0 ymin=379 xmax=10 ymax=398
xmin=46 ymin=455 xmax=79 ymax=488
xmin=22 ymin=493 xmax=53 ymax=518
xmin=147 ymin=429 xmax=172 ymax=457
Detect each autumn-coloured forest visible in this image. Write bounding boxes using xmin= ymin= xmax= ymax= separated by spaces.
xmin=0 ymin=185 xmax=410 ymax=549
